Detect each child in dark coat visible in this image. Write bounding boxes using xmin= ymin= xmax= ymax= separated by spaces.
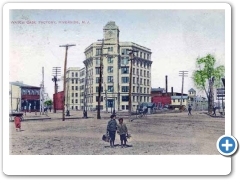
xmin=117 ymin=118 xmax=128 ymax=148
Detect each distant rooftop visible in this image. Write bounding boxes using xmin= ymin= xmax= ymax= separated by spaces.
xmin=151 ymin=87 xmax=165 ymax=92
xmin=10 ymin=81 xmax=40 ymax=88
xmin=188 ymin=88 xmax=196 ymax=92
xmin=171 ymin=96 xmax=188 ymax=100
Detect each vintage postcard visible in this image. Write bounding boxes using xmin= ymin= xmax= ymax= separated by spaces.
xmin=3 ymin=2 xmax=233 ymax=176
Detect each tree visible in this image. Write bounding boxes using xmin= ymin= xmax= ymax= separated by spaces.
xmin=44 ymin=100 xmax=53 ymax=107
xmin=192 ymin=54 xmax=224 ymax=114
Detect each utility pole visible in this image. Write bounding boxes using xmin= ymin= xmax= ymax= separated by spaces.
xmin=97 ymin=39 xmax=104 ymax=119
xmin=179 ymin=71 xmax=188 ymax=109
xmin=52 ymin=67 xmax=61 ymax=113
xmin=104 ymin=82 xmax=108 ymax=113
xmin=127 ymin=49 xmax=138 ymax=120
xmin=59 ymin=44 xmax=76 ymax=121
xmin=96 ymin=38 xmax=112 ymax=119
xmin=83 ymin=64 xmax=88 ymax=118
xmin=40 ymin=67 xmax=45 ymax=115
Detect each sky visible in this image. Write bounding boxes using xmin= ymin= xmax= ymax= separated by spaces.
xmin=9 ymin=9 xmax=225 ymax=99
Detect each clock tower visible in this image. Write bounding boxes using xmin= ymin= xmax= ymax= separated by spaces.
xmin=103 ymin=21 xmax=119 ymax=43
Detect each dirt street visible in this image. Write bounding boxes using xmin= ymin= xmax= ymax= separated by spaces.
xmin=9 ymin=112 xmax=224 ymax=155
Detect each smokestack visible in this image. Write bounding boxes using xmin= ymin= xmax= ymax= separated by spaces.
xmin=165 ymin=75 xmax=168 ymax=96
xmin=171 ymin=87 xmax=173 ymax=96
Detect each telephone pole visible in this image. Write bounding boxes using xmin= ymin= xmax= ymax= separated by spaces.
xmin=96 ymin=38 xmax=112 ymax=119
xmin=179 ymin=71 xmax=188 ymax=108
xmin=127 ymin=49 xmax=138 ymax=120
xmin=104 ymin=82 xmax=108 ymax=113
xmin=59 ymin=44 xmax=76 ymax=121
xmin=52 ymin=67 xmax=61 ymax=113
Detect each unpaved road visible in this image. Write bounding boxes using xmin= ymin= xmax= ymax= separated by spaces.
xmin=9 ymin=112 xmax=224 ymax=155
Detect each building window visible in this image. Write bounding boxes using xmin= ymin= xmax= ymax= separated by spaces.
xmin=147 ymin=88 xmax=149 ymax=94
xmin=108 ymin=66 xmax=113 ymax=73
xmin=75 ymin=93 xmax=78 ymax=97
xmin=122 ymin=105 xmax=125 ymax=110
xmin=133 ymin=86 xmax=135 ymax=92
xmin=72 ymin=106 xmax=74 ymax=110
xmin=75 ymin=73 xmax=78 ymax=77
xmin=108 ymin=86 xmax=114 ymax=92
xmin=144 ymin=70 xmax=146 ymax=77
xmin=75 ymin=99 xmax=78 ymax=103
xmin=178 ymin=99 xmax=180 ymax=102
xmin=72 ymin=93 xmax=74 ymax=97
xmin=133 ymin=68 xmax=135 ymax=75
xmin=137 ymin=87 xmax=139 ymax=93
xmin=144 ymin=79 xmax=146 ymax=85
xmin=140 ymin=87 xmax=142 ymax=93
xmin=140 ymin=52 xmax=142 ymax=58
xmin=75 ymin=106 xmax=78 ymax=110
xmin=122 ymin=86 xmax=129 ymax=92
xmin=108 ymin=76 xmax=113 ymax=83
xmin=96 ymin=77 xmax=99 ymax=83
xmin=108 ymin=57 xmax=113 ymax=63
xmin=147 ymin=71 xmax=149 ymax=77
xmin=144 ymin=88 xmax=146 ymax=93
xmin=121 ymin=77 xmax=129 ymax=83
xmin=96 ymin=96 xmax=103 ymax=102
xmin=147 ymin=80 xmax=149 ymax=86
xmin=72 ymin=72 xmax=74 ymax=77
xmin=122 ymin=96 xmax=129 ymax=102
xmin=133 ymin=77 xmax=135 ymax=84
xmin=96 ymin=105 xmax=103 ymax=110
xmin=72 ymin=99 xmax=74 ymax=103
xmin=75 ymin=86 xmax=78 ymax=90
xmin=137 ymin=78 xmax=139 ymax=84
xmin=72 ymin=79 xmax=74 ymax=84
xmin=108 ymin=47 xmax=113 ymax=52
xmin=144 ymin=96 xmax=146 ymax=102
xmin=121 ymin=49 xmax=127 ymax=55
xmin=96 ymin=49 xmax=102 ymax=56
xmin=140 ymin=70 xmax=142 ymax=76
xmin=183 ymin=99 xmax=185 ymax=102
xmin=144 ymin=53 xmax=146 ymax=59
xmin=121 ymin=67 xmax=129 ymax=74
xmin=140 ymin=78 xmax=142 ymax=85
xmin=72 ymin=86 xmax=74 ymax=90
xmin=75 ymin=79 xmax=78 ymax=84
xmin=126 ymin=105 xmax=129 ymax=110
xmin=137 ymin=69 xmax=139 ymax=75
xmin=96 ymin=86 xmax=103 ymax=92
xmin=96 ymin=67 xmax=100 ymax=74
xmin=96 ymin=58 xmax=100 ymax=65
xmin=121 ymin=57 xmax=129 ymax=65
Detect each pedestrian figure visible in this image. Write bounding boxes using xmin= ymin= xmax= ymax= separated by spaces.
xmin=83 ymin=110 xmax=87 ymax=118
xmin=106 ymin=114 xmax=117 ymax=148
xmin=188 ymin=105 xmax=192 ymax=115
xmin=143 ymin=106 xmax=148 ymax=116
xmin=14 ymin=115 xmax=21 ymax=132
xmin=24 ymin=105 xmax=27 ymax=116
xmin=49 ymin=106 xmax=52 ymax=112
xmin=213 ymin=106 xmax=217 ymax=116
xmin=29 ymin=103 xmax=31 ymax=113
xmin=117 ymin=118 xmax=128 ymax=148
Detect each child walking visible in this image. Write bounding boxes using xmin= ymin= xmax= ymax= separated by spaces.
xmin=117 ymin=118 xmax=128 ymax=148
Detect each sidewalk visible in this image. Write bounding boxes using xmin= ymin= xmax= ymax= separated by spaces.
xmin=16 ymin=110 xmax=128 ymax=121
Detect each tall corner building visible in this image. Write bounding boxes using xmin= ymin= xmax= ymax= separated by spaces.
xmin=83 ymin=21 xmax=152 ymax=112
